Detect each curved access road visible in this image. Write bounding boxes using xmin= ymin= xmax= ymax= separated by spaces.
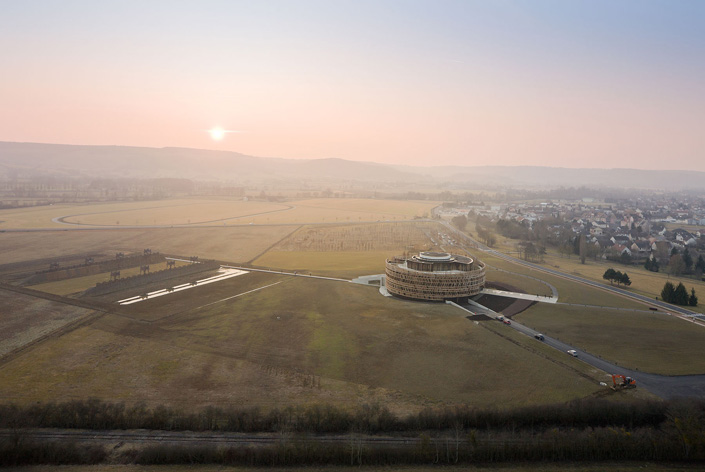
xmin=502 ymin=315 xmax=705 ymax=398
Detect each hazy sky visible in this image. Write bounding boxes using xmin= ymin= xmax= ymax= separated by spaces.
xmin=2 ymin=1 xmax=704 ymax=170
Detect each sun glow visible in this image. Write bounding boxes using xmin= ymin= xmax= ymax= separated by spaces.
xmin=209 ymin=127 xmax=226 ymax=140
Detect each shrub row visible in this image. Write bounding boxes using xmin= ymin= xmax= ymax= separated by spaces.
xmin=0 ymin=397 xmax=684 ymax=434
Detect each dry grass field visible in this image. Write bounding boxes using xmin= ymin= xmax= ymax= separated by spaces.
xmin=0 ymin=275 xmax=602 ymax=413
xmin=0 ymin=289 xmax=95 ymax=357
xmin=0 ymin=198 xmax=287 ymax=229
xmin=0 ymin=197 xmax=437 ymax=229
xmin=0 ymin=226 xmax=297 ymax=265
xmin=61 ymin=199 xmax=289 ymax=226
xmin=515 ymin=303 xmax=705 ymax=375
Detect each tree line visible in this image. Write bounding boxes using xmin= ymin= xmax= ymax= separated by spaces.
xmin=3 ymin=398 xmax=705 ymax=466
xmin=661 ymin=282 xmax=698 ymax=306
xmin=602 ymin=268 xmax=631 ymax=286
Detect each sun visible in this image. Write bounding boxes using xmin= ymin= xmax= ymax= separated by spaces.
xmin=209 ymin=127 xmax=226 ymax=140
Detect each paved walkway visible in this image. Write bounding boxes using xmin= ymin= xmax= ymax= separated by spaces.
xmin=480 ymin=288 xmax=557 ymax=303
xmin=220 ymin=265 xmax=350 ymax=283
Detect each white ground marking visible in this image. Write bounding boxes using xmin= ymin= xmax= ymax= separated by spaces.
xmin=117 ymin=268 xmax=248 ymax=305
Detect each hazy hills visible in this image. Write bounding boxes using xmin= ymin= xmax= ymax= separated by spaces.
xmin=0 ymin=141 xmax=702 ymax=191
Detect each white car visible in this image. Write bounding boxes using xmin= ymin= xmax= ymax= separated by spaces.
xmin=567 ymin=350 xmax=578 ymax=357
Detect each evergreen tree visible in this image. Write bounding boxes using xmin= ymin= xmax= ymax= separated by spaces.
xmin=689 ymin=288 xmax=699 ymax=307
xmin=661 ymin=281 xmax=676 ymax=303
xmin=603 ymin=268 xmax=617 ymax=284
xmin=614 ymin=270 xmax=624 ymax=285
xmin=674 ymin=282 xmax=689 ymax=305
xmin=619 ymin=251 xmax=632 ymax=265
xmin=620 ymin=272 xmax=631 ymax=286
xmin=645 ymin=257 xmax=660 ymax=272
xmin=695 ymin=255 xmax=705 ymax=274
xmin=683 ymin=248 xmax=693 ymax=273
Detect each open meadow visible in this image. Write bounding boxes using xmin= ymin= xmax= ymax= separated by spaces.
xmin=0 ymin=275 xmax=603 ymax=413
xmin=0 ymin=200 xmax=697 ymax=416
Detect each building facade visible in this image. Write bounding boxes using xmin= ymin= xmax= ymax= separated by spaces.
xmin=384 ymin=251 xmax=485 ymax=301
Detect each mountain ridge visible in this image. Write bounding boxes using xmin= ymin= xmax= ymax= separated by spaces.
xmin=0 ymin=141 xmax=701 ymax=190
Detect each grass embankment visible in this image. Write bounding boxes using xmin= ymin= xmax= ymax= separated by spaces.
xmin=253 ymin=250 xmax=390 ymax=278
xmin=0 ymin=276 xmax=601 ymax=411
xmin=28 ymin=261 xmax=188 ymax=296
xmin=479 ymin=253 xmax=644 ymax=309
xmin=515 ymin=303 xmax=705 ymax=375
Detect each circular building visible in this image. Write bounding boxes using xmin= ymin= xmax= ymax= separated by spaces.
xmin=385 ymin=251 xmax=485 ymax=302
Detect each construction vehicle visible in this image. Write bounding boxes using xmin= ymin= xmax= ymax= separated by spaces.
xmin=611 ymin=374 xmax=636 ymax=390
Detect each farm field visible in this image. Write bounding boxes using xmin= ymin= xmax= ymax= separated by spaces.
xmin=0 ymin=289 xmax=95 ymax=357
xmin=0 ymin=276 xmax=602 ymax=413
xmin=0 ymin=197 xmax=437 ymax=229
xmin=252 ymin=222 xmax=446 ymax=278
xmin=60 ymin=199 xmax=289 ymax=226
xmin=515 ymin=303 xmax=705 ymax=375
xmin=0 ymin=226 xmax=297 ymax=265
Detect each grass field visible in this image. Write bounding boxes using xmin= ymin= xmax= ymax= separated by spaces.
xmin=0 ymin=289 xmax=94 ymax=357
xmin=0 ymin=226 xmax=297 ymax=265
xmin=0 ymin=276 xmax=602 ymax=413
xmin=515 ymin=303 xmax=705 ymax=375
xmin=479 ymin=253 xmax=645 ymax=309
xmin=0 ymin=197 xmax=438 ymax=229
xmin=540 ymin=249 xmax=705 ymax=314
xmin=253 ymin=251 xmax=390 ymax=278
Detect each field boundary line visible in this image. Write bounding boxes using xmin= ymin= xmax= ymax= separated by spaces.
xmin=246 ymin=225 xmax=302 ymax=263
